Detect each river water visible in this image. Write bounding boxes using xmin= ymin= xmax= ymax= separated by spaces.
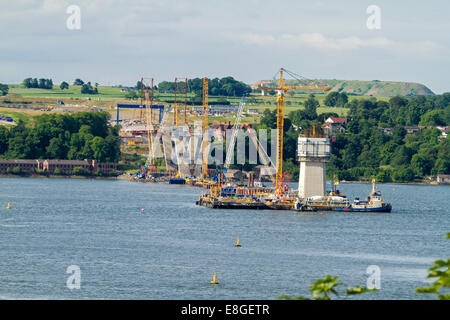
xmin=0 ymin=177 xmax=448 ymax=300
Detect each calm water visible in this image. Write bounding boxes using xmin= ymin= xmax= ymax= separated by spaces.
xmin=0 ymin=177 xmax=448 ymax=300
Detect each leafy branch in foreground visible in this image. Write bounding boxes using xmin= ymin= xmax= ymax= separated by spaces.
xmin=278 ymin=275 xmax=377 ymax=300
xmin=415 ymin=233 xmax=450 ymax=300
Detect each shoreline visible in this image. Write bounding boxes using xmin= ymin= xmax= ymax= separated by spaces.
xmin=1 ymin=174 xmax=448 ymax=186
xmin=0 ymin=173 xmax=118 ymax=180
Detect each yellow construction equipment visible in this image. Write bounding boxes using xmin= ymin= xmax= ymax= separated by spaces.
xmin=202 ymin=77 xmax=209 ymax=179
xmin=257 ymin=68 xmax=329 ymax=196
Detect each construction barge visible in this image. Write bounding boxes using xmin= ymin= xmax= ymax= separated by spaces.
xmin=196 ymin=178 xmax=391 ymax=213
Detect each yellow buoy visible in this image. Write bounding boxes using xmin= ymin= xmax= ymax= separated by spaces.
xmin=6 ymin=203 xmax=11 ymax=209
xmin=210 ymin=272 xmax=219 ymax=285
xmin=234 ymin=237 xmax=241 ymax=247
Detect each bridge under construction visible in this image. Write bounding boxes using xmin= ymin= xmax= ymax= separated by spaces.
xmin=121 ymin=69 xmax=349 ymax=211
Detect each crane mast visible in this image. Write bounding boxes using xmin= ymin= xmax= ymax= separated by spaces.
xmin=202 ymin=77 xmax=209 ymax=179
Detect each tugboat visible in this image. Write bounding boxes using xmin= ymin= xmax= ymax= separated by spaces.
xmin=336 ymin=179 xmax=392 ymax=212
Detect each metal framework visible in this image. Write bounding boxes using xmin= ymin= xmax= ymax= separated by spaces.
xmin=202 ymin=77 xmax=209 ymax=179
xmin=224 ymin=94 xmax=247 ymax=169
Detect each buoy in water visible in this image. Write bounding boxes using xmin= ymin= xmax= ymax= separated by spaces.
xmin=234 ymin=237 xmax=241 ymax=247
xmin=320 ymin=212 xmax=324 ymax=215
xmin=210 ymin=272 xmax=219 ymax=285
xmin=141 ymin=208 xmax=145 ymax=212
xmin=6 ymin=203 xmax=11 ymax=209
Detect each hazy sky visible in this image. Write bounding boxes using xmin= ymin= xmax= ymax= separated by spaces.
xmin=1 ymin=0 xmax=449 ymax=93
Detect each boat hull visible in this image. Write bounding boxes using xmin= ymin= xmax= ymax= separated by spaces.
xmin=169 ymin=178 xmax=186 ymax=185
xmin=335 ymin=204 xmax=392 ymax=212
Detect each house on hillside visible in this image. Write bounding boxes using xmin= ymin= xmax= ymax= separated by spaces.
xmin=436 ymin=126 xmax=450 ymax=139
xmin=323 ymin=117 xmax=348 ymax=135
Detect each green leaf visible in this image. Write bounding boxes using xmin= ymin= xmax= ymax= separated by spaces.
xmin=347 ymin=286 xmax=377 ymax=295
xmin=415 ymin=286 xmax=439 ymax=294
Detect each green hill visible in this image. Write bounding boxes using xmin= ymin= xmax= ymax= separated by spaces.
xmin=321 ymin=79 xmax=434 ymax=97
xmin=256 ymin=79 xmax=435 ymax=97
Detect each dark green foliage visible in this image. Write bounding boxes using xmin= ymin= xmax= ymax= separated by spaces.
xmin=0 ymin=112 xmax=120 ymax=162
xmin=73 ymin=79 xmax=84 ymax=86
xmin=81 ymin=83 xmax=98 ymax=95
xmin=125 ymin=91 xmax=138 ymax=100
xmin=0 ymin=83 xmax=9 ymax=96
xmin=60 ymin=81 xmax=69 ymax=90
xmin=324 ymin=92 xmax=348 ymax=107
xmin=12 ymin=166 xmax=21 ymax=174
xmin=159 ymin=77 xmax=251 ymax=97
xmin=327 ymin=93 xmax=450 ymax=181
xmin=23 ymin=78 xmax=53 ymax=89
xmin=72 ymin=166 xmax=90 ymax=176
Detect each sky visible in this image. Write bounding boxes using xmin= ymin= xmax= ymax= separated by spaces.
xmin=1 ymin=0 xmax=449 ymax=93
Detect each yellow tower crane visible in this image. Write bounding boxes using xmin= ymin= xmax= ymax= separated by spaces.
xmin=257 ymin=68 xmax=330 ymax=196
xmin=202 ymin=77 xmax=209 ymax=180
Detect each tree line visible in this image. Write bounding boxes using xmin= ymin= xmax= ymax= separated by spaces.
xmin=0 ymin=112 xmax=120 ymax=163
xmin=21 ymin=78 xmax=99 ymax=94
xmin=23 ymin=78 xmax=53 ymax=89
xmin=156 ymin=76 xmax=251 ymax=97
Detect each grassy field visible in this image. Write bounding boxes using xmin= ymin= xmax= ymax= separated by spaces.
xmin=7 ymin=84 xmax=126 ymax=100
xmin=0 ymin=107 xmax=43 ymax=123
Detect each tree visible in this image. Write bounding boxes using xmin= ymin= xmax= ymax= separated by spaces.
xmin=392 ymin=166 xmax=415 ymax=182
xmin=324 ymin=92 xmax=339 ymax=107
xmin=336 ymin=92 xmax=348 ymax=107
xmin=278 ymin=275 xmax=377 ymax=300
xmin=72 ymin=166 xmax=90 ymax=176
xmin=60 ymin=81 xmax=69 ymax=90
xmin=419 ymin=110 xmax=447 ymax=126
xmin=304 ymin=94 xmax=319 ymax=120
xmin=260 ymin=109 xmax=277 ymax=129
xmin=81 ymin=83 xmax=98 ymax=94
xmin=23 ymin=78 xmax=52 ymax=89
xmin=12 ymin=166 xmax=21 ymax=175
xmin=23 ymin=78 xmax=33 ymax=88
xmin=125 ymin=91 xmax=138 ymax=100
xmin=0 ymin=83 xmax=8 ymax=96
xmin=411 ymin=153 xmax=433 ymax=177
xmin=375 ymin=169 xmax=392 ymax=182
xmin=38 ymin=78 xmax=53 ymax=89
xmin=90 ymin=136 xmax=108 ymax=162
xmin=73 ymin=79 xmax=84 ymax=86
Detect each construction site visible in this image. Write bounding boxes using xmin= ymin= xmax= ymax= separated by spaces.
xmin=118 ymin=69 xmax=355 ymax=212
